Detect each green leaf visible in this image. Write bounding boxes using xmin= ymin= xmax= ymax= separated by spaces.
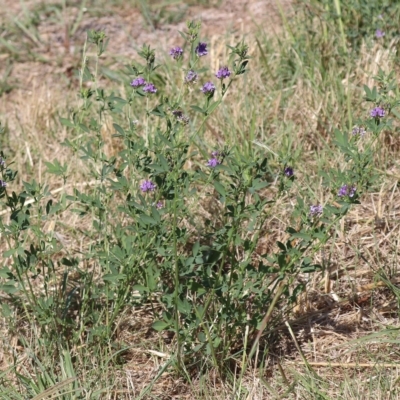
xmin=213 ymin=181 xmax=226 ymax=197
xmin=207 ymin=100 xmax=221 ymax=114
xmin=132 ymin=284 xmax=148 ymax=293
xmin=152 ymin=320 xmax=170 ymax=331
xmin=139 ymin=214 xmax=157 ymax=226
xmin=59 ymin=117 xmax=75 ymax=128
xmin=291 ymin=232 xmax=312 ymax=242
xmin=102 ymin=273 xmax=126 ymax=282
xmin=190 ymin=105 xmax=205 ymax=114
xmin=113 ymin=123 xmax=125 ymax=136
xmin=3 ymin=248 xmax=16 ymax=257
xmin=0 ymin=267 xmax=12 ymax=279
xmin=0 ymin=283 xmax=19 ymax=294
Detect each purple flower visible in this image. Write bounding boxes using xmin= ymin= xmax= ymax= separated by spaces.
xmin=370 ymin=106 xmax=385 ymax=118
xmin=352 ymin=126 xmax=366 ymax=136
xmin=215 ymin=66 xmax=231 ymax=80
xmin=201 ymin=81 xmax=216 ymax=96
xmin=143 ymin=83 xmax=157 ymax=94
xmin=206 ymin=150 xmax=222 ymax=168
xmin=0 ymin=180 xmax=6 ymax=188
xmin=206 ymin=158 xmax=220 ymax=168
xmin=375 ymin=29 xmax=385 ymax=38
xmin=172 ymin=110 xmax=189 ymax=125
xmin=185 ymin=70 xmax=198 ymax=84
xmin=130 ymin=77 xmax=146 ymax=88
xmin=195 ymin=42 xmax=208 ymax=57
xmin=140 ymin=180 xmax=156 ymax=192
xmin=310 ymin=205 xmax=323 ymax=217
xmin=156 ymin=201 xmax=163 ymax=209
xmin=338 ymin=185 xmax=348 ymax=197
xmin=338 ymin=184 xmax=356 ymax=198
xmin=284 ymin=167 xmax=294 ymax=177
xmin=169 ymin=46 xmax=183 ymax=60
xmin=0 ymin=157 xmax=4 ymax=167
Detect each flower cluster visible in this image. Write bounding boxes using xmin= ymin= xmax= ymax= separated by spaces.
xmin=195 ymin=42 xmax=208 ymax=57
xmin=130 ymin=77 xmax=146 ymax=88
xmin=206 ymin=151 xmax=222 ymax=168
xmin=201 ymin=81 xmax=216 ymax=96
xmin=140 ymin=180 xmax=157 ymax=192
xmin=375 ymin=29 xmax=385 ymax=38
xmin=143 ymin=83 xmax=157 ymax=94
xmin=215 ymin=66 xmax=231 ymax=80
xmin=338 ymin=184 xmax=356 ymax=198
xmin=370 ymin=106 xmax=385 ymax=118
xmin=284 ymin=166 xmax=294 ymax=177
xmin=130 ymin=77 xmax=157 ymax=94
xmin=185 ymin=70 xmax=198 ymax=84
xmin=169 ymin=46 xmax=183 ymax=60
xmin=309 ymin=204 xmax=323 ymax=217
xmin=352 ymin=126 xmax=366 ymax=136
xmin=172 ymin=110 xmax=190 ymax=125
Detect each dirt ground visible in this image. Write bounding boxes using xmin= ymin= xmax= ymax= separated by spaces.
xmin=0 ymin=0 xmax=292 ymax=81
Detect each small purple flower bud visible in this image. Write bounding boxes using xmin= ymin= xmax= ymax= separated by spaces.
xmin=310 ymin=205 xmax=323 ymax=217
xmin=201 ymin=81 xmax=216 ymax=96
xmin=195 ymin=42 xmax=208 ymax=57
xmin=0 ymin=157 xmax=4 ymax=166
xmin=140 ymin=180 xmax=157 ymax=192
xmin=375 ymin=29 xmax=385 ymax=38
xmin=370 ymin=106 xmax=385 ymax=118
xmin=156 ymin=201 xmax=163 ymax=209
xmin=284 ymin=167 xmax=294 ymax=177
xmin=185 ymin=70 xmax=198 ymax=84
xmin=0 ymin=180 xmax=6 ymax=188
xmin=169 ymin=46 xmax=183 ymax=60
xmin=130 ymin=77 xmax=146 ymax=88
xmin=206 ymin=158 xmax=220 ymax=168
xmin=215 ymin=66 xmax=231 ymax=80
xmin=349 ymin=186 xmax=356 ymax=198
xmin=143 ymin=83 xmax=157 ymax=94
xmin=211 ymin=151 xmax=219 ymax=157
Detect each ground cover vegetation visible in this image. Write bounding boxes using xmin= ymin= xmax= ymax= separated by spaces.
xmin=1 ymin=0 xmax=400 ymax=398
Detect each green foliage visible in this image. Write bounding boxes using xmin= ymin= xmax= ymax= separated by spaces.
xmin=1 ymin=6 xmax=400 ymax=397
